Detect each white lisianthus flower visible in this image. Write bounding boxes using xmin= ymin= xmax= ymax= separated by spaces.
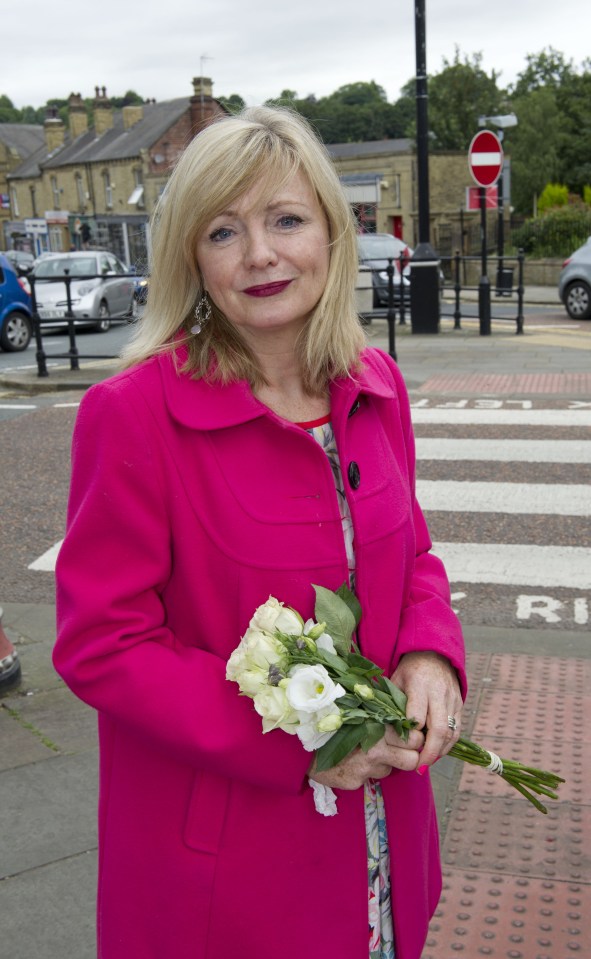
xmin=253 ymin=686 xmax=299 ymax=734
xmin=250 ymin=597 xmax=303 ymax=636
xmin=296 ymin=704 xmax=342 ymax=751
xmin=353 ymin=683 xmax=375 ymax=701
xmin=315 ymin=632 xmax=336 ymax=655
xmin=286 ymin=664 xmax=345 ymax=714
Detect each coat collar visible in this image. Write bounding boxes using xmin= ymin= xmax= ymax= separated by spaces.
xmin=157 ymin=346 xmax=397 ymax=431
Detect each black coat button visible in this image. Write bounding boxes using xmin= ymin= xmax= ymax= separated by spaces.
xmin=348 ymin=461 xmax=361 ymax=489
xmin=348 ymin=399 xmax=360 ymax=418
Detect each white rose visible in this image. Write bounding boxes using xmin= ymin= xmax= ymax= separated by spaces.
xmin=286 ymin=664 xmax=345 ymax=715
xmin=242 ymin=627 xmax=288 ymax=671
xmin=296 ymin=705 xmax=342 ymax=751
xmin=250 ymin=597 xmax=303 ymax=636
xmin=253 ymin=686 xmax=299 ymax=734
xmin=237 ymin=667 xmax=269 ymax=697
xmin=226 ymin=644 xmax=248 ymax=682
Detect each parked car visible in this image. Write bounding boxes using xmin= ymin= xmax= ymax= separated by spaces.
xmin=0 ymin=253 xmax=33 ymax=352
xmin=357 ymin=234 xmax=412 ymax=307
xmin=558 ymin=237 xmax=591 ymax=319
xmin=33 ymin=250 xmax=136 ymax=332
xmin=5 ymin=249 xmax=35 ymax=276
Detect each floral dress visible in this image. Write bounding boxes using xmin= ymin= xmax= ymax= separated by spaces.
xmin=299 ymin=415 xmax=396 ymax=959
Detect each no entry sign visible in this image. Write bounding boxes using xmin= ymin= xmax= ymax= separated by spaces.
xmin=468 ymin=130 xmax=503 ymax=187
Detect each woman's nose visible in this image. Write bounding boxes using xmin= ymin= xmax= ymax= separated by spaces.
xmin=243 ymin=228 xmax=278 ymax=269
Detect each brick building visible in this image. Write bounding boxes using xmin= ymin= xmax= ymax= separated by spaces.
xmin=6 ymin=77 xmax=227 ymax=266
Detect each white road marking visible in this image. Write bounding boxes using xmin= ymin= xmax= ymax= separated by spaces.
xmin=417 ymin=480 xmax=590 ymax=515
xmin=0 ymin=403 xmax=37 ymax=409
xmin=412 ymin=408 xmax=591 ymax=426
xmin=28 ymin=540 xmax=63 ymax=571
xmin=416 ymin=437 xmax=591 ymax=463
xmin=432 ymin=542 xmax=591 ymax=590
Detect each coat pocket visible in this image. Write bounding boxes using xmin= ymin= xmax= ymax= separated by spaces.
xmin=183 ymin=768 xmax=231 ymax=854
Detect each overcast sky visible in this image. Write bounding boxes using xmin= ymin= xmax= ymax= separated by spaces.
xmin=4 ymin=0 xmax=589 ymax=110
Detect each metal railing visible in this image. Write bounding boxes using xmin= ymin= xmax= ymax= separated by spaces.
xmin=359 ymin=249 xmax=526 ymax=339
xmin=29 ymin=270 xmax=137 ymax=377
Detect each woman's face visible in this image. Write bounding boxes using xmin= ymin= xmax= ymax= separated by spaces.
xmin=195 ymin=170 xmax=330 ymax=347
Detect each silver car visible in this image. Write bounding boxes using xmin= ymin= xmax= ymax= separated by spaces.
xmin=33 ymin=251 xmax=135 ymax=332
xmin=558 ymin=237 xmax=591 ymax=320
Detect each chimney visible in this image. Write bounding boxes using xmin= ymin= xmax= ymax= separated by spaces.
xmin=190 ymin=76 xmax=215 ymax=137
xmin=44 ymin=106 xmax=65 ymax=152
xmin=122 ymin=104 xmax=144 ymax=130
xmin=68 ymin=92 xmax=88 ymax=139
xmin=94 ymin=85 xmax=113 ymax=135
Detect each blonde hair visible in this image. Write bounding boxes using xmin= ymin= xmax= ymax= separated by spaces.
xmin=121 ymin=105 xmax=365 ymax=393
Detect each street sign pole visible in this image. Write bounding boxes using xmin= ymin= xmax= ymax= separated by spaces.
xmin=479 ymin=187 xmax=491 ymax=335
xmin=468 ymin=130 xmax=503 ymax=336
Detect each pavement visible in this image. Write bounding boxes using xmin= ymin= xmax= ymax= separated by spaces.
xmin=0 ymin=285 xmax=589 ymax=958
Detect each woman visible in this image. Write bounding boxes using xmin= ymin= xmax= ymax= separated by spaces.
xmin=54 ymin=106 xmax=465 ymax=959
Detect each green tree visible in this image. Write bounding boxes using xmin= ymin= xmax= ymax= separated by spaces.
xmin=0 ymin=94 xmax=20 ymax=122
xmin=509 ymin=47 xmax=575 ymax=96
xmin=504 ymin=86 xmax=560 ymax=215
xmin=217 ymin=93 xmax=246 ymax=114
xmin=426 ymin=50 xmax=505 ymax=150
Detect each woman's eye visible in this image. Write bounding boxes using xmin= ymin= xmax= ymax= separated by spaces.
xmin=209 ymin=227 xmax=234 ymax=242
xmin=278 ymin=215 xmax=304 ymax=229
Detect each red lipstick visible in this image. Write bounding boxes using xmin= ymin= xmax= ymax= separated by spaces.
xmin=243 ymin=280 xmax=292 ymax=297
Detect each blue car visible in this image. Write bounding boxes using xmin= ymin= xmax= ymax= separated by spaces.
xmin=0 ymin=253 xmax=33 ymax=351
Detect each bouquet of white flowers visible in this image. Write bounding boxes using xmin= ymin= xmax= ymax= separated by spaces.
xmin=226 ymin=585 xmax=564 ymax=816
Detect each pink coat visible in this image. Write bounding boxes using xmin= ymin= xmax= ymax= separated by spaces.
xmin=54 ymin=345 xmax=466 ymax=959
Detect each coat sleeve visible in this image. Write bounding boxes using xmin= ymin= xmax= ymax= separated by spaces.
xmin=54 ymin=376 xmax=312 ymax=794
xmin=376 ymin=350 xmax=467 ymax=698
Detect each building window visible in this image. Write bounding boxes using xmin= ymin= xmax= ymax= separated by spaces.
xmin=352 ymin=204 xmax=377 ymax=234
xmin=49 ymin=226 xmax=63 ymax=251
xmin=75 ymin=173 xmax=86 ymax=211
xmin=392 ymin=174 xmax=401 ymax=208
xmin=127 ymin=167 xmax=145 ymax=208
xmin=103 ymin=170 xmax=113 ymax=209
xmin=10 ymin=188 xmax=19 ymax=217
xmin=29 ymin=186 xmax=38 ymax=217
xmin=51 ymin=175 xmax=60 ymax=209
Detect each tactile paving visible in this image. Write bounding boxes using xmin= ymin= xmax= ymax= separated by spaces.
xmin=422 ymin=649 xmax=591 ymax=958
xmin=443 ymin=794 xmax=588 ymax=881
xmin=422 ymin=869 xmax=590 ymax=958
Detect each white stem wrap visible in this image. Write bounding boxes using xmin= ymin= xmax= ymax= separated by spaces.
xmin=309 ymin=779 xmax=338 ymax=816
xmin=486 ymin=751 xmax=504 ymax=775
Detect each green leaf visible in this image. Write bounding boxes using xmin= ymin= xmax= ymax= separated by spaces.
xmin=336 ymin=583 xmax=362 ymax=628
xmin=346 ymin=653 xmax=383 ymax=677
xmin=381 ymin=675 xmax=410 ymax=714
xmin=314 ymin=723 xmax=365 ymax=771
xmin=313 ymin=585 xmax=356 ymax=656
xmin=315 ymin=648 xmax=349 ymax=675
xmin=360 ymin=721 xmax=386 ymax=753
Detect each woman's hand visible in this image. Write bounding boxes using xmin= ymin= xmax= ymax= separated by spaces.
xmin=308 ymin=724 xmax=425 ymax=791
xmin=390 ymin=651 xmax=462 ymax=773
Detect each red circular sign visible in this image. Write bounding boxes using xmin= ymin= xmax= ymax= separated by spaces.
xmin=468 ymin=130 xmax=504 ymax=187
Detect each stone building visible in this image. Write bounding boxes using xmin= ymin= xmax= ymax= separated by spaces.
xmin=6 ymin=78 xmax=227 ymax=266
xmin=0 ymin=124 xmax=46 ymax=251
xmin=329 ymin=138 xmax=484 ymax=255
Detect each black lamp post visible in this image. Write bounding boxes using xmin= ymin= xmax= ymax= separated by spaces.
xmin=410 ymin=0 xmax=440 ymax=335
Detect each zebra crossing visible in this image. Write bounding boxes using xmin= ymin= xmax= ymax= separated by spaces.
xmin=412 ymin=400 xmax=591 ymax=630
xmin=26 ymin=398 xmax=591 ymax=629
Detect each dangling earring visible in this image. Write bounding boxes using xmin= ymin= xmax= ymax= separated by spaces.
xmin=191 ymin=293 xmax=212 ymax=334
